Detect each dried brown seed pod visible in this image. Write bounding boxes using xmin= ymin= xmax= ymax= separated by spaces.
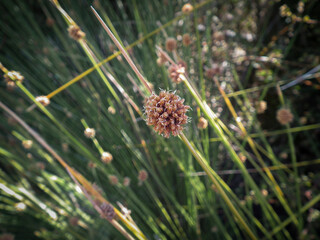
xmin=22 ymin=140 xmax=33 ymax=149
xmin=144 ymin=91 xmax=190 ymax=138
xmin=123 ymin=177 xmax=131 ymax=187
xmin=138 ymin=169 xmax=148 ymax=182
xmin=182 ymin=3 xmax=193 ymax=14
xmin=205 ymin=64 xmax=221 ymax=79
xmin=68 ymin=25 xmax=86 ymax=41
xmin=165 ymin=38 xmax=177 ymax=52
xmin=100 ymin=202 xmax=116 ymax=221
xmin=109 ymin=175 xmax=119 ymax=185
xmin=182 ymin=33 xmax=191 ymax=46
xmin=255 ymin=100 xmax=267 ymax=114
xmin=168 ymin=61 xmax=187 ymax=83
xmin=276 ymin=108 xmax=293 ymax=125
xmin=197 ymin=117 xmax=208 ymax=129
xmin=101 ymin=152 xmax=113 ymax=164
xmin=35 ymin=96 xmax=50 ymax=107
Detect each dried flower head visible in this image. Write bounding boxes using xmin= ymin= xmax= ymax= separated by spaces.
xmin=165 ymin=38 xmax=177 ymax=52
xmin=101 ymin=152 xmax=113 ymax=164
xmin=205 ymin=64 xmax=221 ymax=78
xmin=69 ymin=217 xmax=79 ymax=226
xmin=168 ymin=61 xmax=187 ymax=84
xmin=138 ymin=169 xmax=148 ymax=183
xmin=88 ymin=161 xmax=96 ymax=168
xmin=144 ymin=91 xmax=190 ymax=138
xmin=35 ymin=96 xmax=50 ymax=107
xmin=108 ymin=106 xmax=116 ymax=114
xmin=182 ymin=3 xmax=194 ymax=14
xmin=0 ymin=233 xmax=14 ymax=240
xmin=68 ymin=25 xmax=86 ymax=41
xmin=156 ymin=51 xmax=168 ymax=66
xmin=84 ymin=128 xmax=95 ymax=138
xmin=197 ymin=117 xmax=208 ymax=129
xmin=4 ymin=71 xmax=24 ymax=87
xmin=109 ymin=175 xmax=119 ymax=185
xmin=100 ymin=202 xmax=116 ymax=221
xmin=22 ymin=140 xmax=33 ymax=149
xmin=276 ymin=108 xmax=293 ymax=125
xmin=123 ymin=177 xmax=131 ymax=187
xmin=256 ymin=100 xmax=267 ymax=114
xmin=182 ymin=33 xmax=191 ymax=46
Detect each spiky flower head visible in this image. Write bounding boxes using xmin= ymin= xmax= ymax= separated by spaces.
xmin=182 ymin=33 xmax=191 ymax=46
xmin=123 ymin=177 xmax=131 ymax=187
xmin=144 ymin=91 xmax=190 ymax=138
xmin=109 ymin=175 xmax=119 ymax=185
xmin=276 ymin=108 xmax=293 ymax=125
xmin=68 ymin=25 xmax=86 ymax=41
xmin=35 ymin=96 xmax=50 ymax=107
xmin=138 ymin=169 xmax=148 ymax=182
xmin=168 ymin=61 xmax=187 ymax=84
xmin=84 ymin=128 xmax=95 ymax=138
xmin=100 ymin=202 xmax=116 ymax=221
xmin=4 ymin=71 xmax=24 ymax=88
xmin=101 ymin=152 xmax=113 ymax=164
xmin=165 ymin=38 xmax=177 ymax=52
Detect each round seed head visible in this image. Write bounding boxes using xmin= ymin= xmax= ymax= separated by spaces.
xmin=108 ymin=106 xmax=116 ymax=114
xmin=109 ymin=175 xmax=119 ymax=185
xmin=256 ymin=100 xmax=267 ymax=114
xmin=35 ymin=96 xmax=50 ymax=107
xmin=100 ymin=202 xmax=116 ymax=221
xmin=101 ymin=152 xmax=113 ymax=164
xmin=168 ymin=61 xmax=187 ymax=84
xmin=88 ymin=161 xmax=96 ymax=168
xmin=276 ymin=108 xmax=293 ymax=125
xmin=123 ymin=177 xmax=131 ymax=187
xmin=165 ymin=38 xmax=177 ymax=52
xmin=182 ymin=3 xmax=194 ymax=14
xmin=182 ymin=33 xmax=191 ymax=46
xmin=205 ymin=64 xmax=221 ymax=78
xmin=22 ymin=140 xmax=33 ymax=149
xmin=197 ymin=117 xmax=208 ymax=129
xmin=138 ymin=169 xmax=148 ymax=182
xmin=84 ymin=128 xmax=95 ymax=138
xmin=144 ymin=91 xmax=190 ymax=138
xmin=68 ymin=25 xmax=86 ymax=41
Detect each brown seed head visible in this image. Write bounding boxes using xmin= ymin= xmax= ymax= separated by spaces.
xmin=256 ymin=100 xmax=267 ymax=114
xmin=123 ymin=177 xmax=131 ymax=187
xmin=36 ymin=96 xmax=50 ymax=107
xmin=4 ymin=71 xmax=24 ymax=87
xmin=144 ymin=91 xmax=190 ymax=138
xmin=100 ymin=202 xmax=116 ymax=221
xmin=182 ymin=33 xmax=191 ymax=46
xmin=182 ymin=3 xmax=194 ymax=14
xmin=109 ymin=175 xmax=119 ymax=185
xmin=22 ymin=140 xmax=33 ymax=149
xmin=108 ymin=106 xmax=116 ymax=114
xmin=197 ymin=117 xmax=208 ymax=129
xmin=276 ymin=108 xmax=293 ymax=125
xmin=68 ymin=25 xmax=86 ymax=41
xmin=84 ymin=128 xmax=95 ymax=138
xmin=88 ymin=161 xmax=96 ymax=168
xmin=101 ymin=152 xmax=113 ymax=164
xmin=168 ymin=61 xmax=187 ymax=84
xmin=165 ymin=38 xmax=177 ymax=52
xmin=205 ymin=64 xmax=221 ymax=78
xmin=156 ymin=51 xmax=168 ymax=66
xmin=138 ymin=169 xmax=148 ymax=182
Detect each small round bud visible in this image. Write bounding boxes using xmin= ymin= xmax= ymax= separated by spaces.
xmin=168 ymin=61 xmax=187 ymax=84
xmin=138 ymin=169 xmax=148 ymax=182
xmin=84 ymin=128 xmax=95 ymax=138
xmin=256 ymin=100 xmax=267 ymax=114
xmin=197 ymin=117 xmax=208 ymax=129
xmin=108 ymin=106 xmax=116 ymax=114
xmin=101 ymin=152 xmax=113 ymax=164
xmin=68 ymin=25 xmax=86 ymax=41
xmin=88 ymin=161 xmax=96 ymax=168
xmin=276 ymin=108 xmax=293 ymax=125
xmin=165 ymin=38 xmax=177 ymax=52
xmin=4 ymin=71 xmax=24 ymax=87
xmin=182 ymin=33 xmax=191 ymax=46
xmin=35 ymin=96 xmax=50 ymax=107
xmin=182 ymin=3 xmax=193 ymax=14
xmin=22 ymin=140 xmax=33 ymax=149
xmin=109 ymin=175 xmax=119 ymax=185
xmin=46 ymin=18 xmax=55 ymax=27
xmin=123 ymin=177 xmax=131 ymax=187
